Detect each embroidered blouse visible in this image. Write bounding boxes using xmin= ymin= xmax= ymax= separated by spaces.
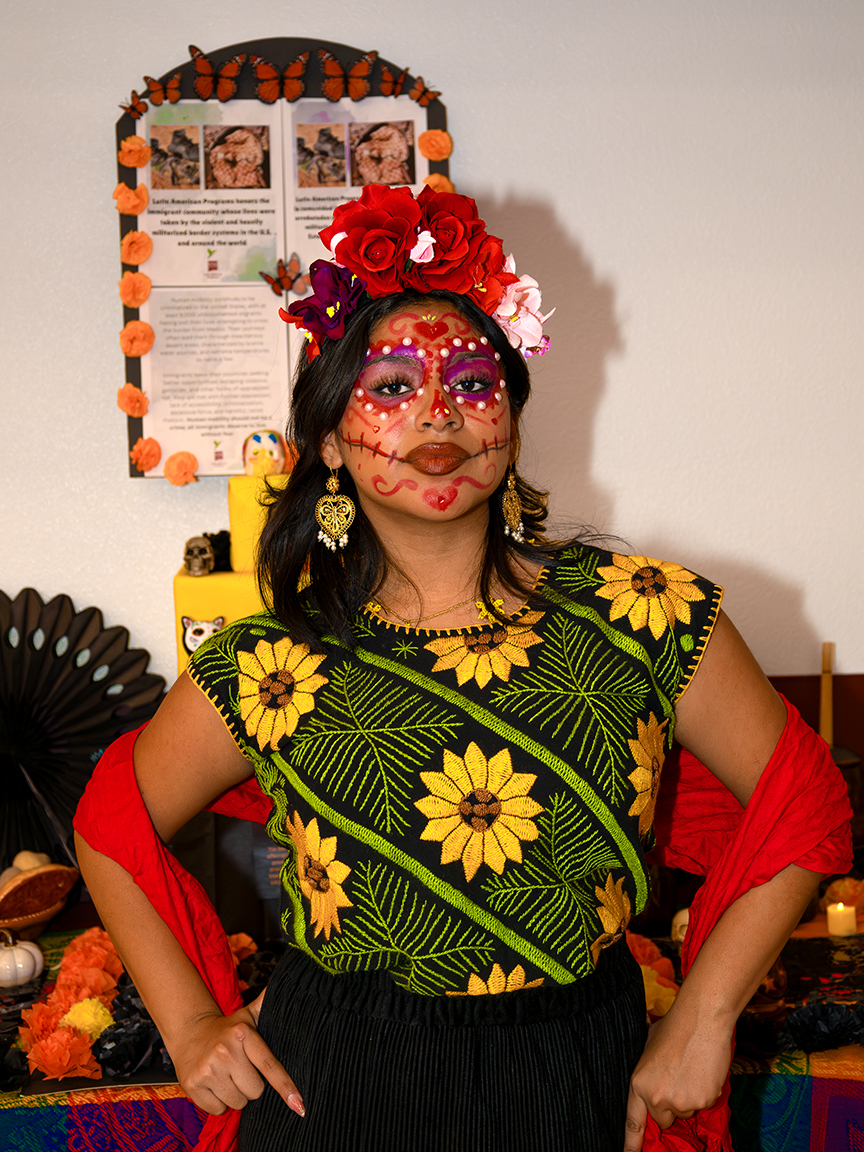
xmin=188 ymin=544 xmax=722 ymax=996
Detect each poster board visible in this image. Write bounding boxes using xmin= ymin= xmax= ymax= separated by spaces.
xmin=115 ymin=39 xmax=449 ymax=479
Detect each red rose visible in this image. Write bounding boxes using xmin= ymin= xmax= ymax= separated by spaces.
xmin=466 ymin=234 xmax=517 ymax=315
xmin=319 ymin=184 xmax=422 ymax=297
xmin=406 ymin=187 xmax=489 ymax=295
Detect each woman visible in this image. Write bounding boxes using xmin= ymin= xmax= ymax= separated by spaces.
xmin=76 ymin=185 xmax=851 ymax=1152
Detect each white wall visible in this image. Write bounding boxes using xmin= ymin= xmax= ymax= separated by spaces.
xmin=2 ymin=0 xmax=861 ymax=683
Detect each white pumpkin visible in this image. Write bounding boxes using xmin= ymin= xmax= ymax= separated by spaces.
xmin=0 ymin=929 xmax=44 ymax=987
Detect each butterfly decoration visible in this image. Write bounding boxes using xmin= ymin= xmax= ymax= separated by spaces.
xmin=318 ymin=49 xmax=378 ymax=102
xmin=189 ymin=44 xmax=247 ymax=102
xmin=143 ymin=72 xmax=182 ymax=106
xmin=409 ymin=76 xmax=441 ymax=107
xmin=259 ymin=255 xmax=311 ymax=297
xmin=250 ymin=51 xmax=310 ymax=103
xmin=119 ymin=90 xmax=148 ymax=119
xmin=379 ymin=65 xmax=408 ymax=98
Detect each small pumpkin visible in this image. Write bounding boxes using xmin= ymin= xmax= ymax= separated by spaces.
xmin=0 ymin=928 xmax=44 ymax=987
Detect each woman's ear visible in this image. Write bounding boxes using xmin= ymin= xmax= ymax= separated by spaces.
xmin=320 ymin=431 xmax=344 ymax=470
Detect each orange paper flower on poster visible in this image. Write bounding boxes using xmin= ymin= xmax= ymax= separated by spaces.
xmin=118 ymin=271 xmax=151 ymax=308
xmin=120 ymin=320 xmax=154 ymax=356
xmin=117 ymin=382 xmax=149 ymax=416
xmin=120 ymin=230 xmax=153 ymax=265
xmin=417 ymin=129 xmax=453 ymax=161
xmin=423 ymin=173 xmax=455 ymax=194
xmin=164 ymin=451 xmax=199 ymax=486
xmin=118 ymin=136 xmax=152 ymax=167
xmin=113 ymin=182 xmax=149 ymax=215
xmin=130 ymin=437 xmax=161 ymax=472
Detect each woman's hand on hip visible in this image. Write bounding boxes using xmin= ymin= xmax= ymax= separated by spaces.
xmin=623 ymin=1007 xmax=733 ymax=1150
xmin=171 ymin=992 xmax=305 ymax=1118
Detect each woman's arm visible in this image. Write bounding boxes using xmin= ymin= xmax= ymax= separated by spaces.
xmin=623 ymin=611 xmax=823 ymax=1148
xmin=75 ymin=672 xmax=304 ymax=1118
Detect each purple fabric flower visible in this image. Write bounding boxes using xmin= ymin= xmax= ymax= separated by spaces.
xmin=280 ymin=260 xmax=366 ymax=339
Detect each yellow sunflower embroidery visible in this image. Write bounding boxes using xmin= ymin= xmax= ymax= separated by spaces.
xmin=589 ymin=874 xmax=632 ymax=965
xmin=237 ymin=637 xmax=327 ymax=750
xmin=628 ymin=714 xmax=669 ymax=839
xmin=415 ymin=743 xmax=543 ymax=882
xmin=287 ymin=812 xmax=352 ymax=940
xmin=447 ymin=963 xmax=545 ymax=996
xmin=594 ymin=554 xmax=704 ymax=641
xmin=424 ymin=612 xmax=544 ymax=688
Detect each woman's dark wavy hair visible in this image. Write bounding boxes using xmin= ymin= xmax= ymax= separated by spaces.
xmin=257 ymin=288 xmax=570 ymax=651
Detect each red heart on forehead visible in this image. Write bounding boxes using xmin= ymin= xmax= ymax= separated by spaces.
xmin=413 ymin=320 xmax=448 ymax=340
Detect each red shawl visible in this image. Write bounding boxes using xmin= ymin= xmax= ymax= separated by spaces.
xmin=74 ymin=696 xmax=851 ymax=1151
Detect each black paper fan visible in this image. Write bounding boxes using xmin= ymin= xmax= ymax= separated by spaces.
xmin=0 ymin=588 xmax=165 ymax=868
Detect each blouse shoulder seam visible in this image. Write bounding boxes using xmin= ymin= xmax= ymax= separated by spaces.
xmin=674 ymin=581 xmax=725 ymax=703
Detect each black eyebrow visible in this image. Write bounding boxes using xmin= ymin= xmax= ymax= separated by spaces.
xmin=361 ymin=352 xmax=422 ymax=369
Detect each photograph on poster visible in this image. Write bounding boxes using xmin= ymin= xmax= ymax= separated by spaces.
xmin=349 ymin=121 xmax=414 ymax=186
xmin=296 ymin=124 xmax=346 ymax=187
xmin=149 ymin=126 xmax=200 ymax=190
xmin=203 ymin=126 xmax=270 ymax=189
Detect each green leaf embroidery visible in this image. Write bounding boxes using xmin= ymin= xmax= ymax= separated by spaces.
xmin=481 ymin=793 xmax=622 ymax=977
xmin=319 ymin=860 xmax=494 ymax=994
xmin=290 ymin=663 xmax=461 ymax=835
xmin=489 ymin=616 xmax=647 ymax=802
xmin=551 ymin=548 xmax=603 ymax=596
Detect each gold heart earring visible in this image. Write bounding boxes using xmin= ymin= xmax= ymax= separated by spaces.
xmin=315 ymin=468 xmax=356 ymax=551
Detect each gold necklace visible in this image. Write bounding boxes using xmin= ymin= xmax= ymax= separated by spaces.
xmin=366 ymin=594 xmax=479 ymax=626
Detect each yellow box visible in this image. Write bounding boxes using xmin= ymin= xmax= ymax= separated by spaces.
xmin=228 ymin=474 xmax=291 ymax=573
xmin=173 ymin=569 xmax=263 ymax=676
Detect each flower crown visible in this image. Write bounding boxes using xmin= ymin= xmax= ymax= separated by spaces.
xmin=280 ymin=184 xmax=552 ymax=360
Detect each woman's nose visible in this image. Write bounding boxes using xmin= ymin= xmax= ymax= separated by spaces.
xmin=414 ymin=385 xmax=463 ymax=431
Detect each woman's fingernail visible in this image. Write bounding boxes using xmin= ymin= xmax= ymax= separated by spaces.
xmin=288 ymin=1093 xmax=305 ymax=1117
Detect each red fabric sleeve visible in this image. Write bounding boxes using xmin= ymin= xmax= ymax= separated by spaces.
xmin=74 ymin=725 xmax=271 ymax=1152
xmin=641 ymin=697 xmax=852 ymax=1150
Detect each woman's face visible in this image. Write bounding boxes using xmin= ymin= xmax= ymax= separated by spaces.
xmin=323 ymin=303 xmax=515 ymax=527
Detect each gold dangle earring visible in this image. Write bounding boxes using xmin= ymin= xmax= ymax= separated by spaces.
xmin=502 ymin=468 xmax=525 ymax=543
xmin=315 ymin=468 xmax=356 ymax=551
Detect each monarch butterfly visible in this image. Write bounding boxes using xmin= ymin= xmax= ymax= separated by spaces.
xmin=188 ymin=45 xmax=247 ymax=102
xmin=250 ymin=52 xmax=310 ymax=103
xmin=409 ymin=76 xmax=441 ymax=107
xmin=318 ymin=49 xmax=378 ymax=102
xmin=379 ymin=64 xmax=408 ymax=98
xmin=259 ymin=255 xmax=311 ymax=297
xmin=119 ymin=90 xmax=147 ymax=119
xmin=143 ymin=72 xmax=182 ymax=106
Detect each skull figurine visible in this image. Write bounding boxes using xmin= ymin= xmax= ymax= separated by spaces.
xmin=183 ymin=536 xmax=215 ymax=577
xmin=670 ymin=907 xmax=690 ymax=948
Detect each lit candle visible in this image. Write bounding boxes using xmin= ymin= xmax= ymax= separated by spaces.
xmin=826 ymin=901 xmax=858 ymax=936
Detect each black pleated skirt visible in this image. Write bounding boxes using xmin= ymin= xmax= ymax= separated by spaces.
xmin=239 ymin=941 xmax=647 ymax=1152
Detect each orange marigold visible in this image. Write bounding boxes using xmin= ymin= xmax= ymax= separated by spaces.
xmin=120 ymin=230 xmax=153 ymax=265
xmin=129 ymin=437 xmax=161 ymax=472
xmin=164 ymin=451 xmax=199 ymax=486
xmin=423 ymin=172 xmax=455 ymax=194
xmin=27 ymin=1027 xmax=101 ymax=1081
xmin=117 ymin=382 xmax=149 ymax=417
xmin=227 ymin=933 xmax=258 ymax=965
xmin=18 ymin=1002 xmax=64 ymax=1053
xmin=119 ymin=320 xmax=154 ymax=357
xmin=113 ymin=182 xmax=149 ymax=215
xmin=118 ymin=135 xmax=152 ymax=167
xmin=118 ymin=271 xmax=151 ymax=308
xmin=417 ymin=130 xmax=453 ymax=161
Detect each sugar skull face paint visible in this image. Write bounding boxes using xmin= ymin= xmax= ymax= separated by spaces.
xmin=327 ymin=304 xmax=514 ymax=525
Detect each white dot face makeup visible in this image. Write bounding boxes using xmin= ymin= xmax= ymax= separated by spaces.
xmin=332 ymin=305 xmax=513 ymax=520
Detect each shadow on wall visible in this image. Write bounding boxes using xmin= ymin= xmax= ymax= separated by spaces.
xmin=475 ymin=190 xmax=624 ymax=536
xmin=640 ymin=543 xmax=821 ymax=678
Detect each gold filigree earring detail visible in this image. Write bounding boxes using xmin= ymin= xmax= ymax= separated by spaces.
xmin=315 ymin=468 xmax=356 ymax=551
xmin=502 ymin=468 xmax=525 ymax=543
